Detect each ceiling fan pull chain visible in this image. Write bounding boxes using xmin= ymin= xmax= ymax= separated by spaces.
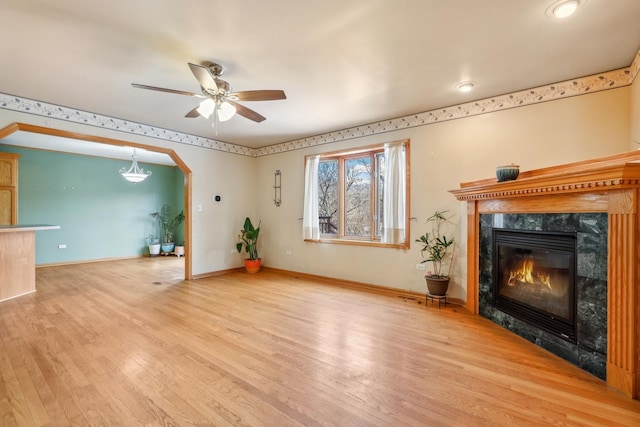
xmin=213 ymin=105 xmax=219 ymax=136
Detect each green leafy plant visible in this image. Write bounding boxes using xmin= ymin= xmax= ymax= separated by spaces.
xmin=150 ymin=204 xmax=185 ymax=244
xmin=416 ymin=210 xmax=455 ymax=278
xmin=236 ymin=217 xmax=261 ymax=260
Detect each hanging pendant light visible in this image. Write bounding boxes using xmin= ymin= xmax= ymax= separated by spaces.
xmin=119 ymin=149 xmax=152 ymax=183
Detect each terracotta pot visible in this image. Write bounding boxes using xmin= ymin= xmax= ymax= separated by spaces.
xmin=244 ymin=258 xmax=262 ymax=274
xmin=425 ymin=276 xmax=450 ymax=296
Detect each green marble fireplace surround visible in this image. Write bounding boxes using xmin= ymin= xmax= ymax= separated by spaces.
xmin=479 ymin=213 xmax=608 ymax=379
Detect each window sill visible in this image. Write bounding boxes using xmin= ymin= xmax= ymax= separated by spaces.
xmin=304 ymin=238 xmax=409 ymax=249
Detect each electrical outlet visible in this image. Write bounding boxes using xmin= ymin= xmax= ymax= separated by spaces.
xmin=58 ymin=244 xmax=67 ymax=249
xmin=230 ymin=249 xmax=237 ymax=253
xmin=416 ymin=263 xmax=425 ymax=271
xmin=285 ymin=250 xmax=292 ymax=255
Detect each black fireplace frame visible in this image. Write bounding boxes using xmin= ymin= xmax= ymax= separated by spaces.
xmin=492 ymin=229 xmax=577 ymax=343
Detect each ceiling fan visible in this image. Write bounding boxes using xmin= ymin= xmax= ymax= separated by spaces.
xmin=131 ymin=62 xmax=286 ymax=125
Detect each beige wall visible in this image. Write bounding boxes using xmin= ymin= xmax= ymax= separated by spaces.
xmin=631 ymin=71 xmax=640 ymax=150
xmin=256 ymin=87 xmax=631 ymax=301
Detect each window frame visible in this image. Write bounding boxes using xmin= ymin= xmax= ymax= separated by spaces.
xmin=305 ymin=140 xmax=410 ymax=249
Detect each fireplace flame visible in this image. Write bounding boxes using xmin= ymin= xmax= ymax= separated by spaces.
xmin=507 ymin=256 xmax=552 ymax=290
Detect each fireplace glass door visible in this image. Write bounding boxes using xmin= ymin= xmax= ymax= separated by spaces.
xmin=493 ymin=229 xmax=577 ymax=342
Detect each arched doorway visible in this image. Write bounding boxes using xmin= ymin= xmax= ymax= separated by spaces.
xmin=0 ymin=122 xmax=193 ymax=279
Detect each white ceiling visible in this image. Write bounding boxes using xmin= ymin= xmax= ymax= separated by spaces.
xmin=1 ymin=0 xmax=639 ymax=151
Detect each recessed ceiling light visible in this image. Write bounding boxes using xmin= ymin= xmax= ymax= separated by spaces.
xmin=546 ymin=0 xmax=583 ymax=19
xmin=456 ymin=82 xmax=475 ymax=93
xmin=554 ymin=1 xmax=578 ymax=17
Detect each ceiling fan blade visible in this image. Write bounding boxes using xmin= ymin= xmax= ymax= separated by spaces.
xmin=188 ymin=63 xmax=218 ymax=92
xmin=185 ymin=106 xmax=201 ymax=118
xmin=131 ymin=83 xmax=204 ymax=98
xmin=229 ymin=90 xmax=287 ymax=102
xmin=229 ymin=101 xmax=266 ymax=123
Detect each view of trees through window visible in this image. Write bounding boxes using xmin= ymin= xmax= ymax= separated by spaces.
xmin=318 ymin=159 xmax=338 ymax=234
xmin=318 ymin=150 xmax=384 ymax=239
xmin=345 ymin=156 xmax=371 ymax=237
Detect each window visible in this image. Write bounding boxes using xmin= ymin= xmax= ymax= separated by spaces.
xmin=303 ymin=140 xmax=409 ymax=248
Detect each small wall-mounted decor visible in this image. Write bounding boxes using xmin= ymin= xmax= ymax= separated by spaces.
xmin=273 ymin=170 xmax=282 ymax=206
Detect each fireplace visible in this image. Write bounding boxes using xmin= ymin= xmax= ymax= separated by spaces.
xmin=476 ymin=214 xmax=607 ymax=380
xmin=451 ymin=153 xmax=640 ymax=399
xmin=493 ymin=229 xmax=577 ymax=343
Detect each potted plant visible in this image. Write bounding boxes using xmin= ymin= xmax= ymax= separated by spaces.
xmin=416 ymin=210 xmax=455 ymax=296
xmin=150 ymin=204 xmax=185 ymax=255
xmin=174 ymin=242 xmax=185 ymax=257
xmin=236 ymin=217 xmax=261 ymax=273
xmin=146 ymin=234 xmax=161 ymax=257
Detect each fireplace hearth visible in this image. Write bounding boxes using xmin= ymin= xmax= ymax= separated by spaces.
xmin=493 ymin=229 xmax=576 ymax=342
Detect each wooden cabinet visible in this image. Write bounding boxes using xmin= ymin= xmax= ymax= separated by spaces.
xmin=0 ymin=152 xmax=19 ymax=225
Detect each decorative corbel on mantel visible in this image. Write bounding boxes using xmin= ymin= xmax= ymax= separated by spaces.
xmin=450 ymin=150 xmax=640 ymax=400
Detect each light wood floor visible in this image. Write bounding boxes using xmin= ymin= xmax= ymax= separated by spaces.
xmin=1 ymin=258 xmax=639 ymax=426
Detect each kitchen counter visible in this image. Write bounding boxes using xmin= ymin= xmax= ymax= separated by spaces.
xmin=0 ymin=224 xmax=60 ymax=302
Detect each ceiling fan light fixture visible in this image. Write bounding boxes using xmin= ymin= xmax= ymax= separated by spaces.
xmin=217 ymin=101 xmax=236 ymax=122
xmin=132 ymin=61 xmax=286 ymax=126
xmin=119 ymin=149 xmax=152 ymax=183
xmin=546 ymin=0 xmax=582 ymax=18
xmin=197 ymin=98 xmax=216 ymax=119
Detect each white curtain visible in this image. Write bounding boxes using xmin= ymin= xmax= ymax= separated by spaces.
xmin=382 ymin=142 xmax=406 ymax=244
xmin=302 ymin=155 xmax=320 ymax=240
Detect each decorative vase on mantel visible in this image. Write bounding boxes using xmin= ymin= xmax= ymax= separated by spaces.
xmin=496 ymin=164 xmax=520 ymax=182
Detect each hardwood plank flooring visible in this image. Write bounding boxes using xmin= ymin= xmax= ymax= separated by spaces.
xmin=0 ymin=257 xmax=639 ymax=426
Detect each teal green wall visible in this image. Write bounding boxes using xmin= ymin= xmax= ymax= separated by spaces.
xmin=0 ymin=146 xmax=183 ymax=264
xmin=172 ymin=172 xmax=186 ymax=245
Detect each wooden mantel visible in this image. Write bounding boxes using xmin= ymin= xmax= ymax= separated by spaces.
xmin=450 ymin=150 xmax=640 ymax=399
